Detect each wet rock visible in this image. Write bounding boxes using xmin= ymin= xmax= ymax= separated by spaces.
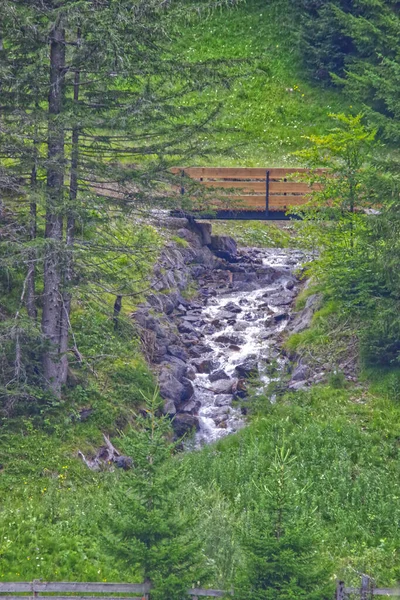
xmin=214 ymin=394 xmax=234 ymax=407
xmin=209 ymin=235 xmax=237 ymax=261
xmin=181 ymin=377 xmax=195 ymax=402
xmin=191 ymin=357 xmax=216 ymax=374
xmin=159 ymin=369 xmax=184 ymax=405
xmin=209 ymin=369 xmax=230 ymax=382
xmin=167 ymin=345 xmax=188 ymax=362
xmin=215 ymin=310 xmax=238 ymax=321
xmin=224 ymin=301 xmax=242 ymax=313
xmin=173 ymin=413 xmax=200 ymax=437
xmin=234 ymin=321 xmax=250 ymax=331
xmin=268 ymin=293 xmax=295 ymax=307
xmin=211 ymin=379 xmax=236 ymax=394
xmin=272 ymin=310 xmax=289 ymax=322
xmin=195 ymin=344 xmax=213 ymax=354
xmin=180 ymin=397 xmax=200 ymax=414
xmin=185 ymin=366 xmax=197 ymax=381
xmin=235 ymin=358 xmax=259 ymax=379
xmin=214 ymin=334 xmax=244 ymax=346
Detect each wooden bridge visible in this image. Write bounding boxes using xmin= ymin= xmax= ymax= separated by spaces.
xmin=171 ymin=167 xmax=320 ymax=220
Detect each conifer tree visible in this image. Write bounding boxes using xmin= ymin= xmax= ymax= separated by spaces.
xmin=107 ymin=391 xmax=210 ymax=600
xmin=235 ymin=447 xmax=332 ymax=600
xmin=0 ymin=0 xmax=241 ymax=404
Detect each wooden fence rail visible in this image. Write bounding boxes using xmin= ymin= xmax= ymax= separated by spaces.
xmin=0 ymin=583 xmax=227 ymax=600
xmin=337 ymin=575 xmax=400 ymax=598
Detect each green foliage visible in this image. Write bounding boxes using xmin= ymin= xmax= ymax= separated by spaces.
xmin=107 ymin=391 xmax=210 ymax=600
xmin=296 ymin=0 xmax=356 ymax=82
xmin=293 ymin=114 xmax=400 ymax=368
xmin=211 ymin=221 xmax=293 ymax=248
xmin=235 ymin=447 xmax=332 ymax=599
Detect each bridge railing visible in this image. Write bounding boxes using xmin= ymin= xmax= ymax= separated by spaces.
xmin=170 ymin=166 xmax=323 ymax=215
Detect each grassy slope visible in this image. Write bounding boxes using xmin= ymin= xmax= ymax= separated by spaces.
xmin=176 ymin=0 xmax=349 ymax=166
xmin=1 ymin=0 xmax=394 ymax=589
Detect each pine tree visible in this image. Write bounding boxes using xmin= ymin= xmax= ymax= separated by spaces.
xmin=0 ymin=0 xmax=241 ymax=404
xmin=107 ymin=391 xmax=210 ymax=600
xmin=235 ymin=447 xmax=332 ymax=600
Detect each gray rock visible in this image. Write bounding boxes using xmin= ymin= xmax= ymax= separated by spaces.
xmin=291 ymin=363 xmax=309 ymax=382
xmin=268 ymin=293 xmax=295 ymax=307
xmin=224 ymin=301 xmax=242 ymax=313
xmin=192 ymin=221 xmax=212 ymax=246
xmin=288 ymin=380 xmax=308 ymax=391
xmin=181 ymin=377 xmax=195 ymax=402
xmin=209 ymin=369 xmax=230 ymax=382
xmin=191 ymin=357 xmax=217 ymax=374
xmin=167 ymin=345 xmax=189 ymax=362
xmin=180 ymin=398 xmax=201 ymax=414
xmin=185 ymin=366 xmax=197 ymax=381
xmin=209 ymin=235 xmax=237 ymax=261
xmin=214 ymin=394 xmax=233 ymax=406
xmin=178 ymin=321 xmax=197 ymax=335
xmin=172 ymin=413 xmax=200 ymax=437
xmin=235 ymin=358 xmax=258 ymax=379
xmin=215 ymin=334 xmax=244 ymax=346
xmin=211 ymin=379 xmax=236 ymax=394
xmin=163 ymin=398 xmax=177 ymax=416
xmin=115 ymin=456 xmax=133 ymax=470
xmin=161 ymin=356 xmax=187 ymax=381
xmin=289 ymin=293 xmax=323 ymax=334
xmin=159 ymin=369 xmax=184 ymax=404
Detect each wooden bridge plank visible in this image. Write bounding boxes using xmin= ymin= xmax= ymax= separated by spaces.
xmin=170 ymin=167 xmax=309 ymax=178
xmin=201 ymin=181 xmax=314 ymax=193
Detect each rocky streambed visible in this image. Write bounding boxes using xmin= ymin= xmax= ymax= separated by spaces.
xmin=133 ymin=217 xmax=313 ymax=445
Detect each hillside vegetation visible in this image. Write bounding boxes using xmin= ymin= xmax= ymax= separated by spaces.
xmin=1 ymin=0 xmax=400 ymax=598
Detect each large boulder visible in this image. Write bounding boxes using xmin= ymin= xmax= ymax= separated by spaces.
xmin=235 ymin=358 xmax=259 ymax=379
xmin=167 ymin=344 xmax=189 ymax=362
xmin=161 ymin=356 xmax=187 ymax=381
xmin=211 ymin=378 xmax=236 ymax=395
xmin=215 ymin=334 xmax=245 ymax=346
xmin=209 ymin=235 xmax=237 ymax=262
xmin=191 ymin=357 xmax=217 ymax=374
xmin=209 ymin=369 xmax=230 ymax=382
xmin=181 ymin=377 xmax=195 ymax=402
xmin=159 ymin=369 xmax=184 ymax=405
xmin=173 ymin=413 xmax=200 ymax=437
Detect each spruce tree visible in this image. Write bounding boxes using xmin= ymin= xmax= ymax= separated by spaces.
xmin=235 ymin=447 xmax=332 ymax=600
xmin=0 ymin=0 xmax=241 ymax=405
xmin=107 ymin=391 xmax=210 ymax=600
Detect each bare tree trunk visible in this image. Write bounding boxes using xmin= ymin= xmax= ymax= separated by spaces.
xmin=59 ymin=52 xmax=80 ymax=384
xmin=42 ymin=20 xmax=66 ymax=396
xmin=26 ymin=141 xmax=38 ymax=320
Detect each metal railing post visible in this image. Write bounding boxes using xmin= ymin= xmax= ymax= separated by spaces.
xmin=180 ymin=169 xmax=185 ymax=196
xmin=265 ymin=170 xmax=270 ymax=217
